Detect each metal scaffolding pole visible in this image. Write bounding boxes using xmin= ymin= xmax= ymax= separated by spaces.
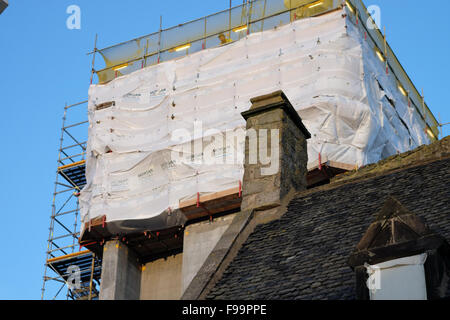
xmin=41 ymin=101 xmax=101 ymax=300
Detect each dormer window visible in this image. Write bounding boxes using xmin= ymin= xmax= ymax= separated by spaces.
xmin=348 ymin=196 xmax=450 ymax=300
xmin=365 ymin=253 xmax=428 ymax=300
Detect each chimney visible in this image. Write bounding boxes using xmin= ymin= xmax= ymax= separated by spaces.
xmin=240 ymin=90 xmax=311 ymax=211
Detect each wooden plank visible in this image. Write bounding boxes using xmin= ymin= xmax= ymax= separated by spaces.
xmin=327 ymin=160 xmax=357 ymax=171
xmin=307 ymin=154 xmax=329 ymax=171
xmin=179 ymin=187 xmax=240 ymax=209
xmin=179 ymin=187 xmax=242 ymax=220
xmin=307 ymin=155 xmax=354 ymax=172
xmin=58 ymin=160 xmax=86 ymax=171
xmin=183 ymin=200 xmax=241 ymax=221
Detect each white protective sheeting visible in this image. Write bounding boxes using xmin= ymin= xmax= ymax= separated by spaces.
xmin=365 ymin=254 xmax=428 ymax=300
xmin=80 ymin=9 xmax=430 ymax=229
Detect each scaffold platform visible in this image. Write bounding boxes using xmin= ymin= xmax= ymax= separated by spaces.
xmin=41 ymin=101 xmax=101 ymax=300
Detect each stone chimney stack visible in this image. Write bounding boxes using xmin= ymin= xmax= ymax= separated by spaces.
xmin=240 ymin=90 xmax=311 ymax=211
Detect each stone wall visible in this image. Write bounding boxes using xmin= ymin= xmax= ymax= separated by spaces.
xmin=140 ymin=253 xmax=183 ymax=300
xmin=181 ymin=214 xmax=235 ymax=294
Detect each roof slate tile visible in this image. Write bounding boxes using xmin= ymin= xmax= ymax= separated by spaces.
xmin=207 ymin=157 xmax=450 ymax=300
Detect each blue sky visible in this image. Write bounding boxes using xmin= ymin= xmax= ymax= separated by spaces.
xmin=0 ymin=1 xmax=448 ymax=300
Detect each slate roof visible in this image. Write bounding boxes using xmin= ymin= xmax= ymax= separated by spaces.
xmin=206 ymin=155 xmax=450 ymax=300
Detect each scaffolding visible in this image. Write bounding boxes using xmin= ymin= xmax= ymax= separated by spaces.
xmin=89 ymin=0 xmax=438 ymax=140
xmin=41 ymin=0 xmax=445 ymax=300
xmin=41 ymin=101 xmax=102 ymax=300
xmin=91 ymin=0 xmax=341 ymax=84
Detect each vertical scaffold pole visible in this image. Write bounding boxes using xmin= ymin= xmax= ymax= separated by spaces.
xmin=41 ymin=104 xmax=69 ymax=300
xmin=421 ymin=88 xmax=426 ymax=121
xmin=90 ymin=34 xmax=98 ymax=85
xmin=228 ymin=0 xmax=232 ymax=39
xmin=383 ymin=27 xmax=388 ymax=74
xmin=246 ymin=0 xmax=251 ymax=35
xmin=143 ymin=38 xmax=149 ymax=68
xmin=88 ymin=253 xmax=96 ymax=300
xmin=203 ymin=16 xmax=207 ymax=49
xmin=289 ymin=0 xmax=292 ymax=22
xmin=261 ymin=0 xmax=267 ymax=31
xmin=157 ymin=16 xmax=162 ymax=64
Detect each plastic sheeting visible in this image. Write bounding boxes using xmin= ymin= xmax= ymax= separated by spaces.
xmin=365 ymin=254 xmax=428 ymax=300
xmin=96 ymin=0 xmax=341 ymax=83
xmin=80 ymin=9 xmax=431 ymax=231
